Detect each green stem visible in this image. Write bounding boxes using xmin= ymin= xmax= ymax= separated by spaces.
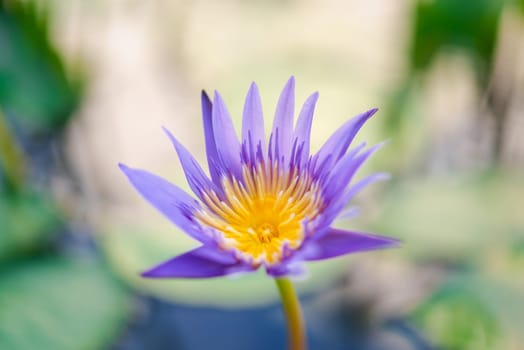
xmin=275 ymin=277 xmax=307 ymax=350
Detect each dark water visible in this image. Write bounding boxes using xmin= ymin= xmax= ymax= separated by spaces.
xmin=113 ymin=295 xmax=434 ymax=350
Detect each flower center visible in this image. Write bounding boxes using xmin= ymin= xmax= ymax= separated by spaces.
xmin=195 ymin=161 xmax=323 ymax=265
xmin=256 ymin=222 xmax=278 ymax=243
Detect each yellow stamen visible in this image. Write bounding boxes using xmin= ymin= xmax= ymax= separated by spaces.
xmin=195 ymin=162 xmax=323 ymax=265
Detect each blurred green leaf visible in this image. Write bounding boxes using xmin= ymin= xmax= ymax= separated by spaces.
xmin=375 ymin=173 xmax=524 ymax=260
xmin=0 ymin=258 xmax=130 ymax=350
xmin=0 ymin=189 xmax=60 ymax=262
xmin=512 ymin=236 xmax=524 ymax=257
xmin=0 ymin=109 xmax=27 ymax=190
xmin=411 ymin=0 xmax=503 ymax=83
xmin=0 ymin=1 xmax=83 ymax=130
xmin=414 ymin=271 xmax=524 ymax=349
xmin=414 ymin=273 xmax=499 ymax=350
xmin=519 ymin=0 xmax=524 ymax=16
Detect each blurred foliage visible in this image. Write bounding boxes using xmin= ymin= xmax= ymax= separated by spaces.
xmin=375 ymin=173 xmax=524 ymax=260
xmin=0 ymin=2 xmax=131 ymax=350
xmin=414 ymin=270 xmax=524 ymax=350
xmin=0 ymin=0 xmax=83 ymax=131
xmin=0 ymin=258 xmax=130 ymax=350
xmin=396 ymin=172 xmax=524 ymax=349
xmin=410 ymin=0 xmax=502 ymax=82
xmin=0 ymin=109 xmax=26 ymax=189
xmin=0 ymin=188 xmax=60 ymax=262
xmin=414 ymin=274 xmax=499 ymax=350
xmin=385 ymin=0 xmax=504 ymax=146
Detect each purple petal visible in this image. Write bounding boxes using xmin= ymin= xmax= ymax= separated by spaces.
xmin=344 ymin=172 xmax=390 ymax=203
xmin=212 ymin=91 xmax=242 ymax=178
xmin=316 ymin=172 xmax=389 ymax=230
xmin=118 ymin=164 xmax=206 ymax=242
xmin=242 ymin=82 xmax=265 ymax=153
xmin=266 ymin=262 xmax=306 ymax=277
xmin=271 ymin=77 xmax=295 ymax=161
xmin=337 ymin=206 xmax=360 ymax=220
xmin=323 ymin=142 xmax=384 ymax=202
xmin=142 ymin=245 xmax=255 ymax=278
xmin=314 ymin=108 xmax=377 ymax=175
xmin=302 ymin=228 xmax=400 ymax=261
xmin=201 ymin=91 xmax=221 ymax=185
xmin=293 ymin=92 xmax=319 ymax=166
xmin=162 ymin=127 xmax=222 ymax=199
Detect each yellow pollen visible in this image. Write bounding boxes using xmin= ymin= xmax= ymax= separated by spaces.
xmin=256 ymin=223 xmax=278 ymax=243
xmin=195 ymin=162 xmax=323 ymax=265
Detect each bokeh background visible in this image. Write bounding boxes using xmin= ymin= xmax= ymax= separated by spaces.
xmin=1 ymin=0 xmax=523 ymax=349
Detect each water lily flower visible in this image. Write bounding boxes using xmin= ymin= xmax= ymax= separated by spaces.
xmin=119 ymin=77 xmax=398 ymax=280
xmin=120 ymin=77 xmax=399 ymax=349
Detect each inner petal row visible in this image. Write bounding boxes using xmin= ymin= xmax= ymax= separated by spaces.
xmin=195 ymin=161 xmax=324 ymax=264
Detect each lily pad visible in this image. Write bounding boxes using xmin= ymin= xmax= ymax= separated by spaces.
xmin=413 ymin=271 xmax=524 ymax=349
xmin=0 ymin=258 xmax=130 ymax=350
xmin=0 ymin=189 xmax=61 ymax=262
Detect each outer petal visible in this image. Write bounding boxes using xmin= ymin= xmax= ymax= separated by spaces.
xmin=343 ymin=172 xmax=390 ymax=204
xmin=316 ymin=172 xmax=390 ymax=231
xmin=302 ymin=228 xmax=400 ymax=261
xmin=313 ymin=108 xmax=377 ymax=175
xmin=162 ymin=127 xmax=222 ymax=199
xmin=271 ymin=77 xmax=295 ymax=161
xmin=212 ymin=91 xmax=242 ymax=178
xmin=293 ymin=92 xmax=319 ymax=167
xmin=242 ymin=82 xmax=265 ymax=153
xmin=201 ymin=91 xmax=221 ymax=185
xmin=323 ymin=142 xmax=384 ymax=202
xmin=119 ymin=164 xmax=206 ymax=242
xmin=142 ymin=245 xmax=255 ymax=278
xmin=266 ymin=262 xmax=306 ymax=277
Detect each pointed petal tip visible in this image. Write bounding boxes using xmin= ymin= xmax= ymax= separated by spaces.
xmin=303 ymin=228 xmax=402 ymax=262
xmin=355 ymin=107 xmax=379 ymax=121
xmin=367 ymin=107 xmax=379 ymax=116
xmin=140 ymin=269 xmax=158 ymax=278
xmin=140 ymin=268 xmax=179 ymax=279
xmin=162 ymin=127 xmax=188 ymax=157
xmin=246 ymin=81 xmax=261 ymax=101
xmin=367 ymin=140 xmax=388 ymax=154
xmin=372 ymin=236 xmax=402 ymax=251
xmin=117 ymin=162 xmax=128 ymax=172
xmin=286 ymin=76 xmax=296 ymax=87
xmin=213 ymin=90 xmax=229 ymax=109
xmin=372 ymin=233 xmax=402 ymax=247
xmin=304 ymin=91 xmax=319 ymax=104
xmin=201 ymin=90 xmax=212 ymax=111
xmin=161 ymin=126 xmax=177 ymax=145
xmin=381 ymin=138 xmax=392 ymax=147
xmin=390 ymin=237 xmax=403 ymax=248
xmin=373 ymin=172 xmax=391 ymax=182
